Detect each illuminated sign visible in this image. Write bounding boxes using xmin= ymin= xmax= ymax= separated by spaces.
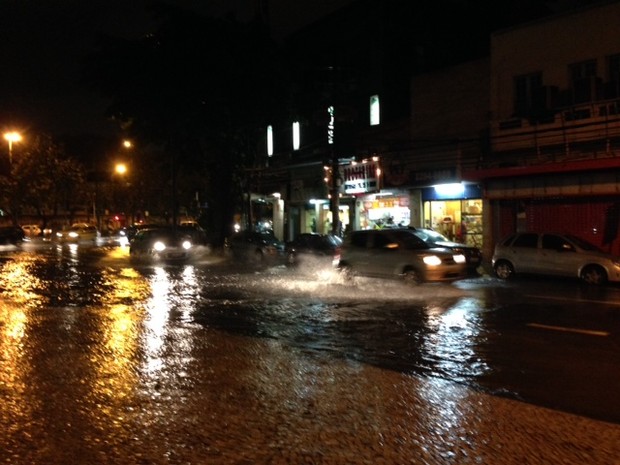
xmin=343 ymin=161 xmax=380 ymax=194
xmin=327 ymin=106 xmax=335 ymax=145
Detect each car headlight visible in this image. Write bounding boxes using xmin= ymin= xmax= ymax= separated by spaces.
xmin=453 ymin=254 xmax=466 ymax=264
xmin=423 ymin=255 xmax=442 ymax=266
xmin=153 ymin=241 xmax=166 ymax=252
xmin=68 ymin=231 xmax=79 ymax=238
xmin=182 ymin=240 xmax=192 ymax=250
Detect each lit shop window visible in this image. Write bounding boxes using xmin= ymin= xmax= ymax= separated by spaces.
xmin=370 ymin=95 xmax=380 ymax=126
xmin=267 ymin=125 xmax=274 ymax=156
xmin=292 ymin=121 xmax=300 ymax=150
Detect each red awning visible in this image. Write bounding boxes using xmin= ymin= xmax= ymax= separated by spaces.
xmin=463 ymin=157 xmax=620 ymax=181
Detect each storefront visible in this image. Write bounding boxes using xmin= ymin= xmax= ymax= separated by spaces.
xmin=356 ymin=192 xmax=410 ymax=229
xmin=421 ymin=183 xmax=483 ymax=248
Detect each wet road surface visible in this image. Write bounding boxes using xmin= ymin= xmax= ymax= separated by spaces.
xmin=1 ymin=242 xmax=620 ymax=464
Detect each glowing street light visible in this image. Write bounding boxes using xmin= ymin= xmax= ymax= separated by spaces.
xmin=4 ymin=131 xmax=22 ymax=166
xmin=115 ymin=163 xmax=127 ymax=175
xmin=122 ymin=139 xmax=132 ymax=149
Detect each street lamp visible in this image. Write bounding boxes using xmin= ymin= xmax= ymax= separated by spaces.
xmin=115 ymin=163 xmax=127 ymax=175
xmin=4 ymin=131 xmax=22 ymax=166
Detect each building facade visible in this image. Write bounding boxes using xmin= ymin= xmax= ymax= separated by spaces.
xmin=467 ymin=0 xmax=620 ymax=260
xmin=251 ymin=0 xmax=620 ymax=265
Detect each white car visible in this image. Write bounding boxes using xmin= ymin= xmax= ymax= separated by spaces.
xmin=492 ymin=232 xmax=620 ymax=285
xmin=21 ymin=224 xmax=42 ymax=237
xmin=56 ymin=223 xmax=100 ymax=243
xmin=337 ymin=229 xmax=467 ymax=285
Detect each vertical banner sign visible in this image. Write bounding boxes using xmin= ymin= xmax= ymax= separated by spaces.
xmin=327 ymin=106 xmax=335 ymax=145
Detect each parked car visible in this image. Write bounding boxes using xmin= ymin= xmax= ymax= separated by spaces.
xmin=409 ymin=227 xmax=482 ymax=274
xmin=21 ymin=224 xmax=42 ymax=237
xmin=285 ymin=233 xmax=343 ymax=267
xmin=225 ymin=230 xmax=285 ymax=263
xmin=129 ymin=226 xmax=196 ymax=262
xmin=56 ymin=223 xmax=100 ymax=243
xmin=492 ymin=231 xmax=620 ymax=285
xmin=0 ymin=226 xmax=26 ymax=245
xmin=337 ymin=228 xmax=467 ymax=285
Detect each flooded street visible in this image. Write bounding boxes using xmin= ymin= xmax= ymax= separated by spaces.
xmin=1 ymin=242 xmax=620 ymax=464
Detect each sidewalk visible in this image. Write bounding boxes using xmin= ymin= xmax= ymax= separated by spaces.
xmin=3 ymin=323 xmax=619 ymax=464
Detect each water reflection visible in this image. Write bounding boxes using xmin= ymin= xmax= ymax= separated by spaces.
xmin=421 ymin=297 xmax=490 ymax=382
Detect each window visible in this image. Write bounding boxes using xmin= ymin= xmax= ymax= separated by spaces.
xmin=569 ymin=60 xmax=599 ymax=103
xmin=350 ymin=232 xmax=368 ymax=248
xmin=373 ymin=232 xmax=392 ymax=249
xmin=569 ymin=59 xmax=597 ymax=83
xmin=541 ymin=234 xmax=571 ymax=251
xmin=512 ymin=233 xmax=538 ymax=248
xmin=292 ymin=121 xmax=300 ymax=150
xmin=607 ymin=54 xmax=620 ymax=97
xmin=267 ymin=125 xmax=274 ymax=156
xmin=514 ymin=72 xmax=542 ymax=114
xmin=608 ymin=54 xmax=620 ymax=81
xmin=370 ymin=95 xmax=380 ymax=126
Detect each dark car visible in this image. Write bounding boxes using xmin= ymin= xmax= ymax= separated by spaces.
xmin=285 ymin=233 xmax=342 ymax=267
xmin=129 ymin=227 xmax=196 ymax=262
xmin=409 ymin=227 xmax=482 ymax=274
xmin=0 ymin=226 xmax=26 ymax=245
xmin=337 ymin=228 xmax=467 ymax=285
xmin=225 ymin=230 xmax=285 ymax=263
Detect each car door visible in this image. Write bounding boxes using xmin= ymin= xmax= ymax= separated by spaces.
xmin=507 ymin=232 xmax=541 ymax=273
xmin=540 ymin=233 xmax=578 ymax=277
xmin=366 ymin=230 xmax=403 ymax=278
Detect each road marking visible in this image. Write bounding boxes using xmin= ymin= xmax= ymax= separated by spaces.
xmin=527 ymin=322 xmax=610 ymax=337
xmin=525 ymin=294 xmax=620 ymax=307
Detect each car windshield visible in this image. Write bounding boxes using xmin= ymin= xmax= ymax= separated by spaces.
xmin=565 ymin=234 xmax=603 ymax=252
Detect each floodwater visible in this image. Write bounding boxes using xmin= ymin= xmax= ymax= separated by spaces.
xmin=3 ymin=242 xmax=491 ymax=383
xmin=1 ymin=242 xmax=620 ymax=464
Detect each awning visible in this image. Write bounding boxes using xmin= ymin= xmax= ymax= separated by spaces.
xmin=463 ymin=157 xmax=620 ymax=181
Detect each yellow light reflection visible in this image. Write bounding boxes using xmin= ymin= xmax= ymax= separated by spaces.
xmin=0 ymin=256 xmax=44 ymax=306
xmin=414 ymin=297 xmax=490 ymax=457
xmin=142 ymin=267 xmax=172 ymax=374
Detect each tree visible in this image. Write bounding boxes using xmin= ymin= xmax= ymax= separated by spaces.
xmin=81 ymin=2 xmax=291 ymax=244
xmin=0 ymin=134 xmax=86 ymax=226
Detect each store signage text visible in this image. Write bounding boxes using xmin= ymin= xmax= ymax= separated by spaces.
xmin=343 ymin=162 xmax=379 ymax=194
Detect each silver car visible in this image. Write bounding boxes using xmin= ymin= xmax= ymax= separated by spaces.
xmin=492 ymin=232 xmax=620 ymax=285
xmin=337 ymin=229 xmax=467 ymax=285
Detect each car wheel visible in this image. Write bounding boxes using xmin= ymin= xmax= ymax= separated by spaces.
xmin=253 ymin=249 xmax=264 ymax=263
xmin=580 ymin=265 xmax=607 ymax=285
xmin=494 ymin=260 xmax=514 ymax=280
xmin=402 ymin=268 xmax=422 ymax=285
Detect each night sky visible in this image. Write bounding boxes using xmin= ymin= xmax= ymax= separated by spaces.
xmin=0 ymin=0 xmax=595 ymax=140
xmin=0 ymin=0 xmax=354 ymax=138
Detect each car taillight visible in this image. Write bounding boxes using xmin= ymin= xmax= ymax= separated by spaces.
xmin=333 ymin=247 xmax=342 ymax=264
